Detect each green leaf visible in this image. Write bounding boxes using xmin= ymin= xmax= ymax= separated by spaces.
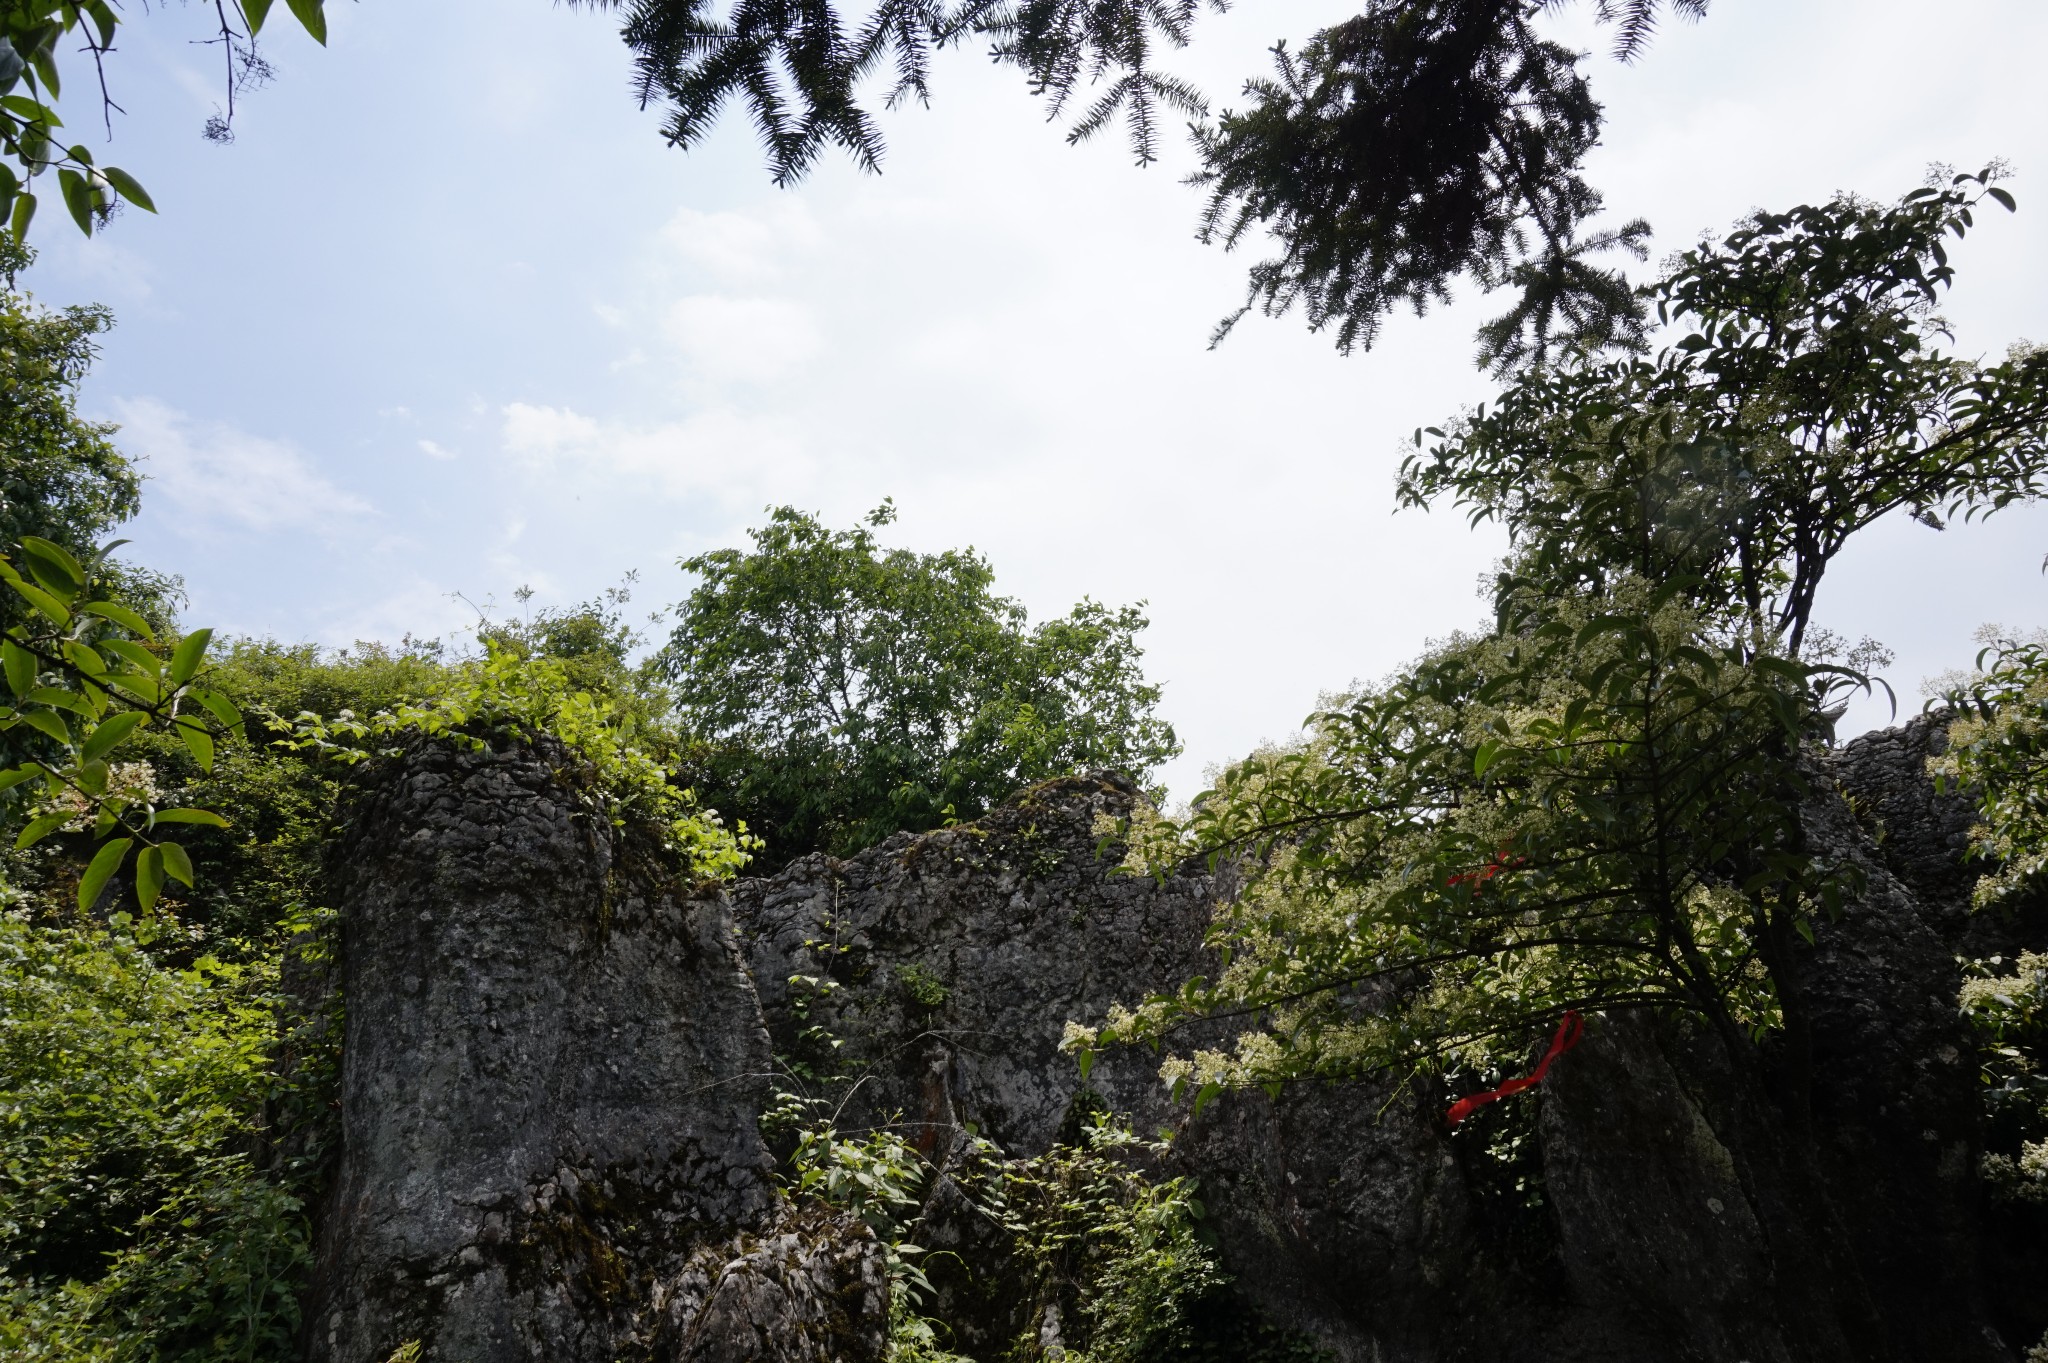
xmin=4 ymin=574 xmax=70 ymax=627
xmin=150 ymin=807 xmax=229 ymax=828
xmin=1474 ymin=739 xmax=1503 ymax=778
xmin=26 ymin=685 xmax=90 ymax=715
xmin=81 ymin=599 xmax=155 ymax=638
xmin=19 ymin=536 xmax=84 ymax=599
xmin=58 ymin=166 xmax=92 ymax=235
xmin=80 ymin=711 xmax=143 ymax=763
xmin=101 ymin=166 xmax=154 ymax=213
xmin=134 ymin=845 xmax=164 ymax=913
xmin=1 ymin=639 xmax=33 ymax=697
xmin=195 ymin=689 xmax=243 ymax=736
xmin=0 ymin=764 xmax=39 ymax=792
xmin=15 ymin=810 xmax=66 ymax=849
xmin=78 ymin=836 xmax=131 ymax=913
xmin=286 ymin=0 xmax=327 ymax=44
xmin=177 ymin=718 xmax=215 ymax=771
xmin=106 ymin=672 xmax=162 ymax=705
xmin=10 ymin=190 xmax=34 ymax=241
xmin=170 ymin=627 xmax=212 ymax=685
xmin=1793 ymin=917 xmax=1816 ymax=947
xmin=61 ymin=641 xmax=106 ymax=678
xmin=159 ymin=840 xmax=194 ymax=887
xmin=243 ymin=0 xmax=277 ymax=33
xmin=19 ymin=707 xmax=68 ymax=744
xmin=99 ymin=638 xmax=158 ymax=675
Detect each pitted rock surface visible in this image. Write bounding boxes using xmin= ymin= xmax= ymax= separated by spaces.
xmin=732 ymin=739 xmax=2033 ymax=1362
xmin=731 ymin=771 xmax=1217 ymax=1155
xmin=305 ymin=735 xmax=884 ymax=1363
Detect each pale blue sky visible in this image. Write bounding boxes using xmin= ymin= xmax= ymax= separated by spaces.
xmin=19 ymin=0 xmax=2048 ymax=796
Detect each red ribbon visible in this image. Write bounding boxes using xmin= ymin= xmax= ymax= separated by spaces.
xmin=1445 ymin=1011 xmax=1584 ymax=1126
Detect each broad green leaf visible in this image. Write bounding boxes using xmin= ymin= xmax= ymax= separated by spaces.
xmin=195 ymin=689 xmax=244 ymax=736
xmin=0 ymin=764 xmax=37 ymax=791
xmin=19 ymin=536 xmax=84 ymax=598
xmin=286 ymin=0 xmax=327 ymax=44
xmin=243 ymin=0 xmax=277 ymax=33
xmin=1 ymin=639 xmax=33 ymax=696
xmin=135 ymin=845 xmax=164 ymax=913
xmin=61 ymin=641 xmax=106 ymax=678
xmin=15 ymin=810 xmax=66 ymax=849
xmin=170 ymin=627 xmax=212 ymax=685
xmin=58 ymin=166 xmax=92 ymax=235
xmin=101 ymin=166 xmax=154 ymax=213
xmin=11 ymin=190 xmax=34 ymax=241
xmin=99 ymin=638 xmax=158 ymax=675
xmin=5 ymin=574 xmax=70 ymax=627
xmin=78 ymin=836 xmax=132 ymax=913
xmin=1474 ymin=739 xmax=1503 ymax=778
xmin=150 ymin=807 xmax=229 ymax=828
xmin=82 ymin=0 xmax=118 ymax=49
xmin=28 ymin=686 xmax=90 ymax=715
xmin=19 ymin=707 xmax=68 ymax=744
xmin=82 ymin=599 xmax=154 ymax=638
xmin=159 ymin=840 xmax=194 ymax=887
xmin=177 ymin=718 xmax=215 ymax=771
xmin=80 ymin=711 xmax=143 ymax=763
xmin=106 ymin=672 xmax=162 ymax=704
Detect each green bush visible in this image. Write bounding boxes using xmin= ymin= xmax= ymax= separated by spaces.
xmin=0 ymin=914 xmax=322 ymax=1362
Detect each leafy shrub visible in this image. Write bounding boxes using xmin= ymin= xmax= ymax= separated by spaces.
xmin=0 ymin=914 xmax=323 ymax=1362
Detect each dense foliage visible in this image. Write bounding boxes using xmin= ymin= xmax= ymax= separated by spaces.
xmin=659 ymin=502 xmax=1179 ymax=865
xmin=1073 ymin=175 xmax=2048 ymax=1115
xmin=0 ymin=917 xmax=326 ymax=1362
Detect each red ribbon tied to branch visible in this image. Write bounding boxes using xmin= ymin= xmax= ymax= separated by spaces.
xmin=1446 ymin=1011 xmax=1584 ymax=1127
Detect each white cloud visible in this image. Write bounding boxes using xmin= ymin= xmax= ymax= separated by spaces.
xmin=662 ymin=295 xmax=823 ymax=383
xmin=418 ymin=438 xmax=458 ymax=460
xmin=657 ymin=203 xmax=823 ymax=286
xmin=109 ymin=397 xmax=372 ymax=535
xmin=499 ymin=401 xmax=822 ymax=508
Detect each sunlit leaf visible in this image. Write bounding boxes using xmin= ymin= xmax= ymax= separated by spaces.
xmin=134 ymin=845 xmax=164 ymax=913
xmin=80 ymin=710 xmax=143 ymax=763
xmin=150 ymin=808 xmax=229 ymax=828
xmin=78 ymin=836 xmax=132 ymax=913
xmin=15 ymin=810 xmax=66 ymax=849
xmin=170 ymin=628 xmax=212 ymax=686
xmin=159 ymin=839 xmax=194 ymax=887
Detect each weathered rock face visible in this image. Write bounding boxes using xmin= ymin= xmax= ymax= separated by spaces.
xmin=305 ymin=735 xmax=886 ymax=1363
xmin=308 ymin=726 xmax=2043 ymax=1361
xmin=730 ymin=741 xmax=2044 ymax=1362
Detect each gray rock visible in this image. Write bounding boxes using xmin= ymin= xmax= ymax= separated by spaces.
xmin=730 ymin=741 xmax=2031 ymax=1361
xmin=304 ymin=735 xmax=885 ymax=1363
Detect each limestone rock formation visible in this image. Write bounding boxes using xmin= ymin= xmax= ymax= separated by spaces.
xmin=730 ymin=738 xmax=2042 ymax=1362
xmin=304 ymin=725 xmax=2043 ymax=1361
xmin=304 ymin=735 xmax=886 ymax=1363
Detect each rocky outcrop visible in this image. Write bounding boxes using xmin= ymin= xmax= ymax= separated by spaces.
xmin=729 ymin=743 xmax=2040 ymax=1362
xmin=304 ymin=735 xmax=885 ymax=1363
xmin=305 ymin=725 xmax=2043 ymax=1361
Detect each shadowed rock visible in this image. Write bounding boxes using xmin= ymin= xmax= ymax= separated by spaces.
xmin=304 ymin=734 xmax=885 ymax=1363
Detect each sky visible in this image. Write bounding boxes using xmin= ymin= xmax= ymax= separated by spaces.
xmin=17 ymin=0 xmax=2048 ymax=799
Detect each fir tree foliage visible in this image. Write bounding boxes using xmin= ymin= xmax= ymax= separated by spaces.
xmin=590 ymin=0 xmax=1711 ymax=365
xmin=1193 ymin=0 xmax=1648 ymax=370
